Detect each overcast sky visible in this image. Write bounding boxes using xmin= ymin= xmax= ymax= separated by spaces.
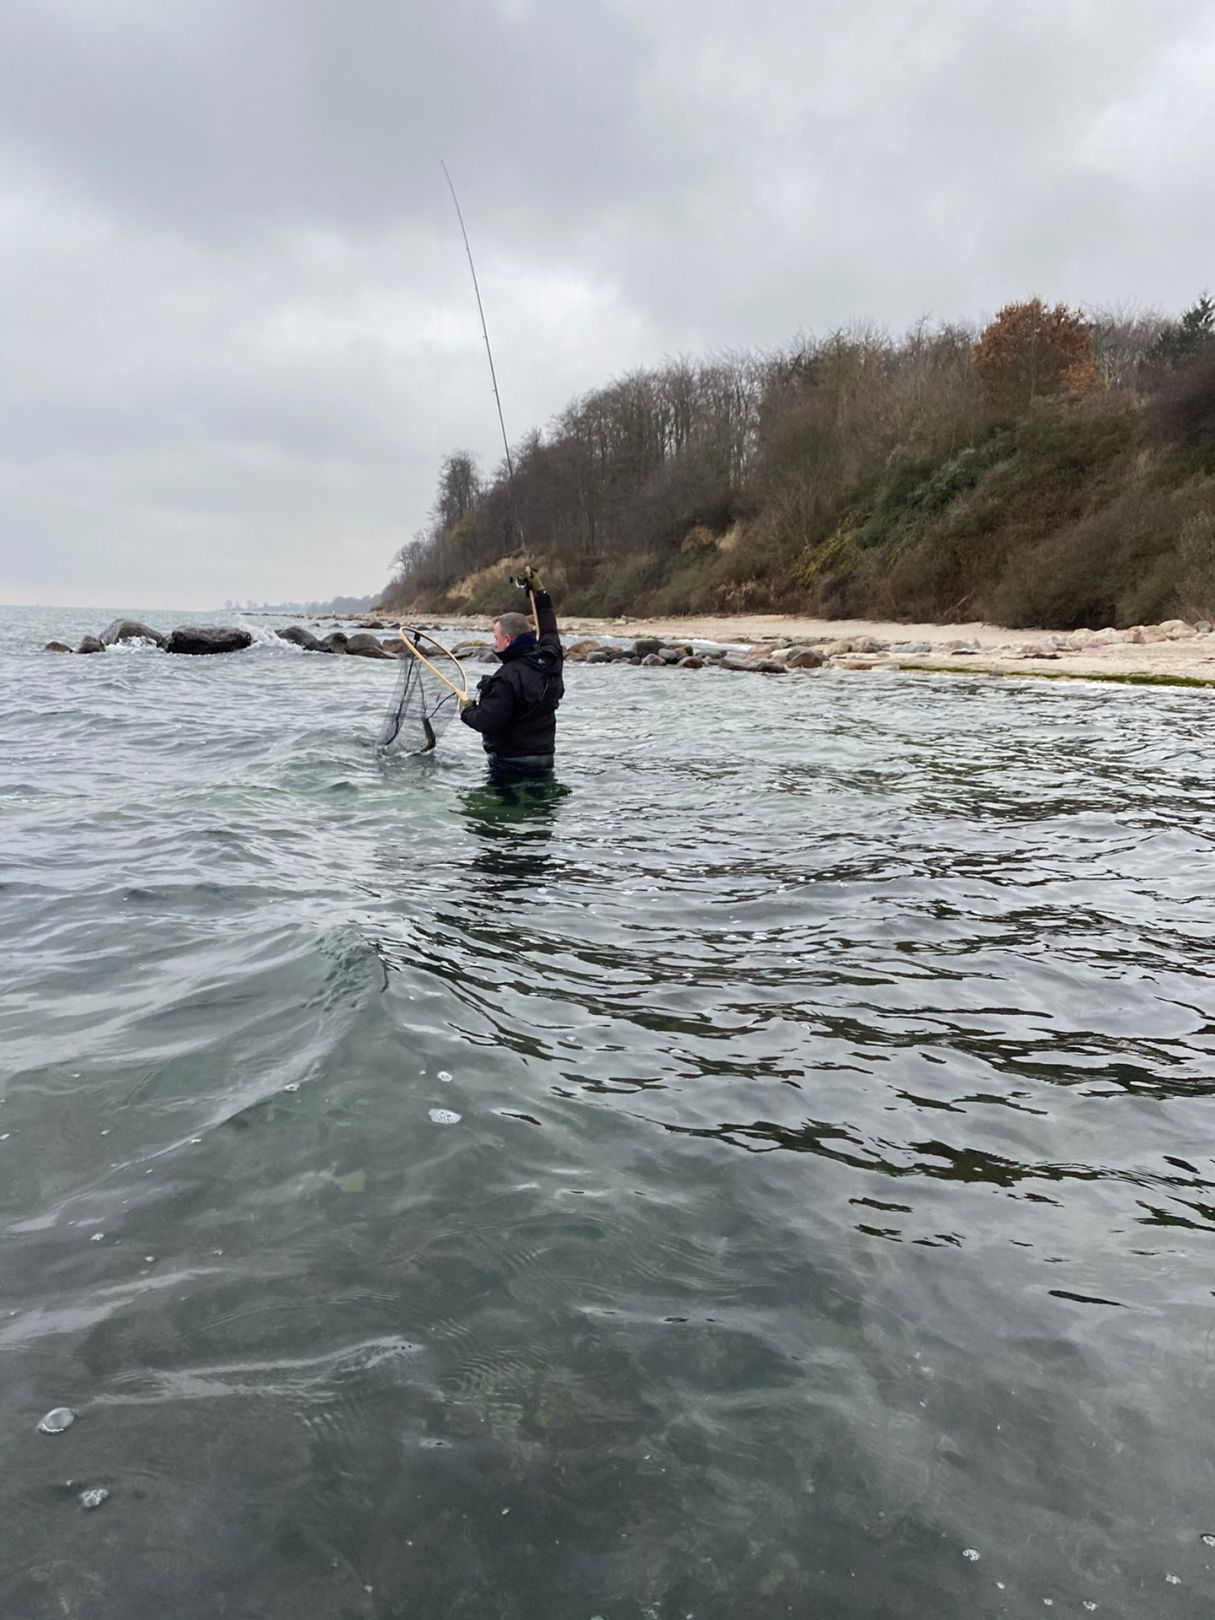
xmin=2 ymin=0 xmax=1212 ymax=609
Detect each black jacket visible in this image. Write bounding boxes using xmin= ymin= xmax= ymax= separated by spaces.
xmin=459 ymin=591 xmax=564 ymax=757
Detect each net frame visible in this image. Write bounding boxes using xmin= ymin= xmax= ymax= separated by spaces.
xmin=377 ymin=627 xmax=470 ymax=754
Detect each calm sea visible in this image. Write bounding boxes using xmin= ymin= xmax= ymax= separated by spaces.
xmin=2 ymin=602 xmax=1213 ymax=1619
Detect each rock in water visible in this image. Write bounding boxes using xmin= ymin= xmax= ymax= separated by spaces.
xmin=44 ymin=641 xmax=73 ymax=653
xmin=76 ymin=636 xmax=106 ymax=655
xmin=344 ymin=632 xmax=393 ymax=659
xmin=321 ymin=632 xmax=349 ymax=654
xmin=163 ymin=626 xmax=254 ymax=655
xmin=38 ymin=1407 xmax=76 ymax=1434
xmin=273 ymin=625 xmax=325 ymax=652
xmin=99 ymin=618 xmax=166 ymax=648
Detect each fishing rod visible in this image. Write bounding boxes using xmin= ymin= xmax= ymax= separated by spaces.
xmin=441 ymin=161 xmax=539 ymax=638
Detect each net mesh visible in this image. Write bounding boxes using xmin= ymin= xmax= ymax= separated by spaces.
xmin=377 ymin=630 xmax=466 ymax=754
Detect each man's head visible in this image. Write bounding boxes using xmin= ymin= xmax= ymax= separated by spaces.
xmin=492 ymin=611 xmax=533 ymax=652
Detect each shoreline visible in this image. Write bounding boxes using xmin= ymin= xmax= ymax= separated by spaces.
xmin=387 ymin=611 xmax=1215 ymax=686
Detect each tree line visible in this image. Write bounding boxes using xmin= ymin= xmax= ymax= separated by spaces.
xmin=378 ymin=294 xmax=1215 ymax=629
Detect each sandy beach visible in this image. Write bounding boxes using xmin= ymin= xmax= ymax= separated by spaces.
xmin=396 ymin=612 xmax=1215 ymax=685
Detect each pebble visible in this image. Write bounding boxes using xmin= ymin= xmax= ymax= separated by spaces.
xmin=428 ymin=1109 xmax=461 ymax=1125
xmin=38 ymin=1408 xmax=76 ymax=1434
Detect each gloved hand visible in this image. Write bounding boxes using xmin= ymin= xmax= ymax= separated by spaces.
xmin=458 ymin=692 xmax=475 ymax=709
xmin=510 ymin=565 xmax=543 ymax=594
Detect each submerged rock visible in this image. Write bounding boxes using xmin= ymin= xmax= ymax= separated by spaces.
xmin=164 ymin=626 xmax=253 ymax=655
xmin=99 ymin=618 xmax=166 ymax=648
xmin=38 ymin=1407 xmax=76 ymax=1434
xmin=44 ymin=641 xmax=73 ymax=653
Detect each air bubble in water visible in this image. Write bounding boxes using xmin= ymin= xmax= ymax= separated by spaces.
xmin=1166 ymin=1574 xmax=1180 ymax=1585
xmin=961 ymin=1548 xmax=980 ymax=1562
xmin=38 ymin=1408 xmax=75 ymax=1434
xmin=89 ymin=1233 xmax=104 ymax=1243
xmin=438 ymin=1071 xmax=453 ymax=1083
xmin=1203 ymin=1534 xmax=1215 ymax=1547
xmin=428 ymin=1109 xmax=461 ymax=1125
xmin=79 ymin=1487 xmax=109 ymax=1510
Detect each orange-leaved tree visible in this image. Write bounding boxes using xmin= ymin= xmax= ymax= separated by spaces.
xmin=972 ymin=299 xmax=1102 ymax=416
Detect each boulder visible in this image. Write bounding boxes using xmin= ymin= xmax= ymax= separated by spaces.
xmin=657 ymin=647 xmax=681 ymax=663
xmin=752 ymin=659 xmax=788 ymax=674
xmin=99 ymin=617 xmax=166 ymax=648
xmin=1196 ymin=620 xmax=1213 ymax=634
xmin=564 ymin=639 xmax=603 ymax=660
xmin=44 ymin=641 xmax=73 ymax=653
xmin=452 ymin=639 xmax=491 ymax=654
xmin=1159 ymin=618 xmax=1198 ymax=640
xmin=640 ymin=653 xmax=665 ymax=667
xmin=585 ymin=649 xmax=612 ymax=664
xmin=164 ymin=626 xmax=254 ymax=655
xmin=676 ymin=655 xmax=704 ymax=669
xmin=76 ymin=636 xmax=106 ymax=654
xmin=1015 ymin=643 xmax=1059 ymax=659
xmin=321 ymin=632 xmax=349 ymax=653
xmin=787 ymin=649 xmax=826 ymax=669
xmin=344 ymin=632 xmax=393 ymax=659
xmin=274 ymin=625 xmax=325 ymax=652
xmin=889 ymin=642 xmax=931 ymax=655
xmin=1091 ymin=626 xmax=1127 ymax=644
xmin=853 ymin=636 xmax=885 ymax=654
xmin=633 ymin=638 xmax=663 ymax=658
xmin=720 ymin=656 xmax=752 ymax=671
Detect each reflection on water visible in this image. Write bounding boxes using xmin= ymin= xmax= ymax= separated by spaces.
xmin=2 ymin=616 xmax=1214 ymax=1618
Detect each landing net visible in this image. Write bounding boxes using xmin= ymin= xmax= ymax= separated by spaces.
xmin=377 ymin=628 xmax=469 ymax=754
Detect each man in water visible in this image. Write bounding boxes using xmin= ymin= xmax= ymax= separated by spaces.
xmin=459 ymin=567 xmax=564 ymax=774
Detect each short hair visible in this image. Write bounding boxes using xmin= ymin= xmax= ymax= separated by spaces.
xmin=494 ymin=612 xmax=533 ymax=641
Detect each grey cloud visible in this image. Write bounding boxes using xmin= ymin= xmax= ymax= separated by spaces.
xmin=1 ymin=0 xmax=1213 ymax=606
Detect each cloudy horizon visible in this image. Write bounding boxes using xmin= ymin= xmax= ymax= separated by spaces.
xmin=2 ymin=0 xmax=1213 ymax=610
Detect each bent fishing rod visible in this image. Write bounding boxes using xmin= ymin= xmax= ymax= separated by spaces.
xmin=441 ymin=160 xmax=539 ymax=639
